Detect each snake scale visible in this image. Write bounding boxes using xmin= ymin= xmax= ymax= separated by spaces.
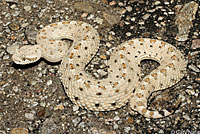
xmin=12 ymin=21 xmax=187 ymax=118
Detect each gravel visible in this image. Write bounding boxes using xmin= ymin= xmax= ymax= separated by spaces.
xmin=0 ymin=0 xmax=200 ymax=134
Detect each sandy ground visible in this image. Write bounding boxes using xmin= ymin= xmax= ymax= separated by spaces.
xmin=0 ymin=0 xmax=199 ymax=134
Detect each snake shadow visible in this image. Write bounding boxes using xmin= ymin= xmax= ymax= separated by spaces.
xmin=11 ymin=58 xmax=61 ymax=70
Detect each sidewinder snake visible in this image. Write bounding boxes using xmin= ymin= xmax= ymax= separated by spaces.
xmin=12 ymin=21 xmax=187 ymax=118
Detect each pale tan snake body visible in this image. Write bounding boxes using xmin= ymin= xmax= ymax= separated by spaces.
xmin=12 ymin=21 xmax=187 ymax=118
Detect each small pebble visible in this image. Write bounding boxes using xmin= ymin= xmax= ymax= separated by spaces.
xmin=114 ymin=116 xmax=120 ymax=121
xmin=186 ymin=89 xmax=195 ymax=96
xmin=81 ymin=12 xmax=89 ymax=18
xmin=47 ymin=80 xmax=52 ymax=86
xmin=159 ymin=129 xmax=164 ymax=134
xmin=87 ymin=14 xmax=94 ymax=20
xmin=40 ymin=102 xmax=46 ymax=107
xmin=72 ymin=117 xmax=81 ymax=126
xmin=164 ymin=1 xmax=169 ymax=5
xmin=25 ymin=113 xmax=34 ymax=120
xmin=49 ymin=68 xmax=56 ymax=73
xmin=12 ymin=86 xmax=19 ymax=92
xmin=94 ymin=17 xmax=103 ymax=24
xmin=188 ymin=64 xmax=200 ymax=73
xmin=0 ymin=91 xmax=5 ymax=95
xmin=189 ymin=51 xmax=200 ymax=56
xmin=113 ymin=123 xmax=119 ymax=129
xmin=54 ymin=104 xmax=64 ymax=110
xmin=30 ymin=80 xmax=37 ymax=86
xmin=192 ymin=39 xmax=200 ymax=49
xmin=8 ymin=23 xmax=20 ymax=31
xmin=183 ymin=115 xmax=191 ymax=120
xmin=5 ymin=0 xmax=18 ymax=3
xmin=37 ymin=109 xmax=46 ymax=118
xmin=138 ymin=20 xmax=144 ymax=25
xmin=124 ymin=126 xmax=131 ymax=133
xmin=131 ymin=17 xmax=136 ymax=21
xmin=3 ymin=55 xmax=9 ymax=60
xmin=126 ymin=6 xmax=132 ymax=12
xmin=24 ymin=6 xmax=31 ymax=12
xmin=109 ymin=1 xmax=116 ymax=6
xmin=118 ymin=2 xmax=123 ymax=6
xmin=73 ymin=105 xmax=79 ymax=111
xmin=21 ymin=23 xmax=29 ymax=28
xmin=142 ymin=14 xmax=150 ymax=20
xmin=106 ymin=42 xmax=112 ymax=47
xmin=127 ymin=117 xmax=134 ymax=123
xmin=155 ymin=1 xmax=161 ymax=5
xmin=10 ymin=4 xmax=17 ymax=9
xmin=78 ymin=122 xmax=85 ymax=128
xmin=126 ymin=32 xmax=131 ymax=36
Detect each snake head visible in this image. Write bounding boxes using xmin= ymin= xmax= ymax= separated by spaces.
xmin=12 ymin=45 xmax=42 ymax=65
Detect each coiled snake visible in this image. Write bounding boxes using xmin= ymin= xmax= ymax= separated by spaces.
xmin=12 ymin=21 xmax=187 ymax=118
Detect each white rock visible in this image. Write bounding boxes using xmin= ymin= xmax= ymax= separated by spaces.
xmin=31 ymin=80 xmax=37 ymax=86
xmin=87 ymin=14 xmax=94 ymax=20
xmin=94 ymin=17 xmax=103 ymax=24
xmin=113 ymin=123 xmax=118 ymax=129
xmin=186 ymin=89 xmax=195 ymax=96
xmin=183 ymin=115 xmax=190 ymax=120
xmin=131 ymin=17 xmax=135 ymax=22
xmin=155 ymin=1 xmax=161 ymax=5
xmin=12 ymin=86 xmax=19 ymax=92
xmin=118 ymin=2 xmax=123 ymax=6
xmin=21 ymin=23 xmax=29 ymax=28
xmin=114 ymin=116 xmax=120 ymax=121
xmin=78 ymin=122 xmax=85 ymax=128
xmin=10 ymin=4 xmax=16 ymax=9
xmin=3 ymin=55 xmax=9 ymax=60
xmin=188 ymin=64 xmax=200 ymax=72
xmin=72 ymin=117 xmax=81 ymax=126
xmin=25 ymin=113 xmax=34 ymax=120
xmin=142 ymin=14 xmax=150 ymax=20
xmin=126 ymin=6 xmax=132 ymax=12
xmin=40 ymin=102 xmax=46 ymax=107
xmin=159 ymin=129 xmax=164 ymax=134
xmin=126 ymin=32 xmax=131 ymax=36
xmin=106 ymin=42 xmax=112 ymax=47
xmin=73 ymin=105 xmax=79 ymax=111
xmin=124 ymin=127 xmax=131 ymax=133
xmin=24 ymin=6 xmax=31 ymax=12
xmin=47 ymin=80 xmax=52 ymax=86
